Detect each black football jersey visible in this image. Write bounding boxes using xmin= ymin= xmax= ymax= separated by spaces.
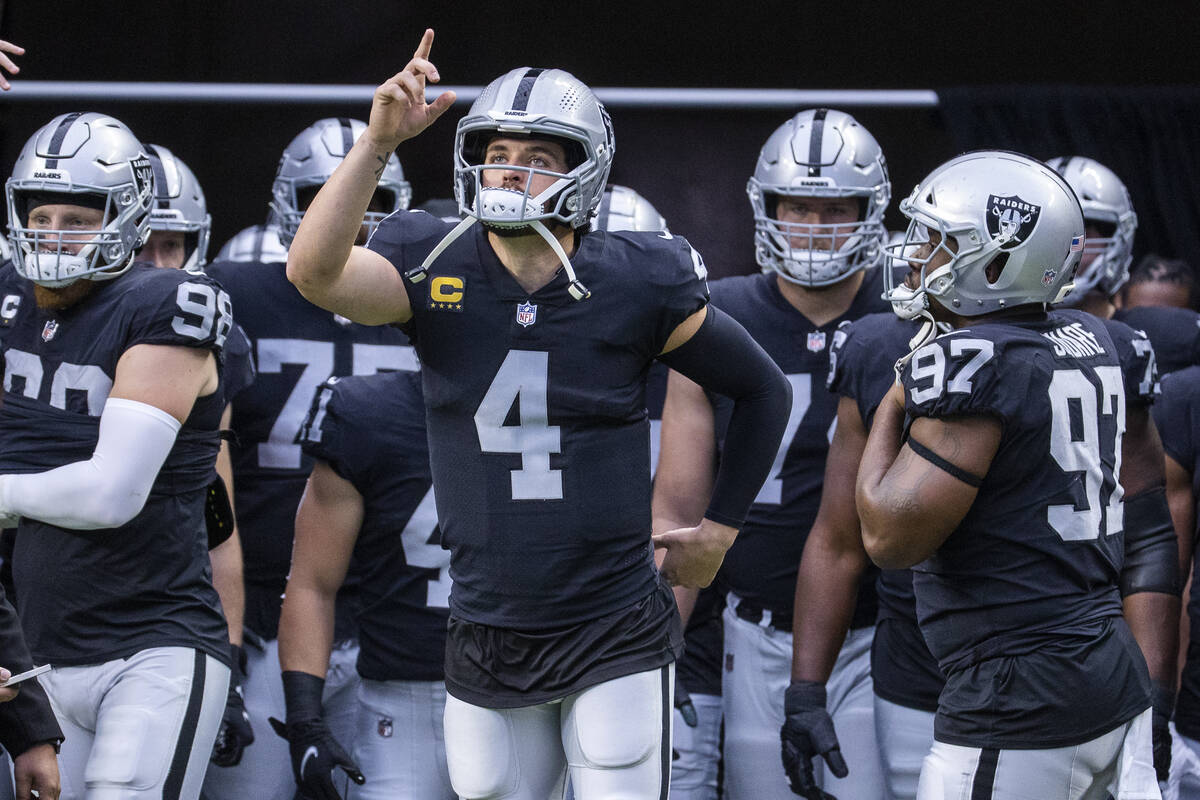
xmin=206 ymin=259 xmax=413 ymax=639
xmin=710 ymin=270 xmax=888 ymax=616
xmin=299 ymin=371 xmax=445 ymax=681
xmin=1152 ymin=366 xmax=1200 ymax=738
xmin=367 ymin=210 xmax=708 ymax=628
xmin=902 ymin=309 xmax=1150 ymax=747
xmin=0 ymin=263 xmax=231 ymax=667
xmin=1114 ymin=304 xmax=1200 ymax=375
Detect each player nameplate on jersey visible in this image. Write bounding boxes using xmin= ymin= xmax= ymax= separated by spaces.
xmin=516 ymin=302 xmax=537 ymax=327
xmin=806 ymin=331 xmax=826 ymax=352
xmin=986 ymin=194 xmax=1041 ymax=249
xmin=41 ymin=319 xmax=59 ymax=342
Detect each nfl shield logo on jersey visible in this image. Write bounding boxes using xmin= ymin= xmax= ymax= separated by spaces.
xmin=516 ymin=302 xmax=537 ymax=327
xmin=41 ymin=319 xmax=59 ymax=341
xmin=377 ymin=717 xmax=393 ymax=738
xmin=807 ymin=331 xmax=826 ymax=352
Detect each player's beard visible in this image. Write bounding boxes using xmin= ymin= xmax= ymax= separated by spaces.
xmin=33 ymin=280 xmax=97 ymax=310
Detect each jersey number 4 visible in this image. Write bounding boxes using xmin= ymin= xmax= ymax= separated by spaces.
xmin=475 ymin=350 xmax=563 ymax=501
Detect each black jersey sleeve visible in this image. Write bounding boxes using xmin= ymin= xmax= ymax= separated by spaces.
xmin=1154 ymin=367 xmax=1200 ymax=469
xmin=828 ymin=313 xmax=912 ymax=427
xmin=365 ymin=209 xmax=458 ymax=278
xmin=124 ymin=269 xmax=231 ymax=355
xmin=298 ymin=377 xmax=359 ymax=486
xmin=1103 ymin=318 xmax=1160 ymax=409
xmin=901 ymin=330 xmax=1023 ymax=423
xmin=222 ymin=322 xmax=256 ymax=402
xmin=640 ymin=234 xmax=710 ymax=356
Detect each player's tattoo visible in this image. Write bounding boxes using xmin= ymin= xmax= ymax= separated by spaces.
xmin=373 ymin=154 xmax=388 ymax=181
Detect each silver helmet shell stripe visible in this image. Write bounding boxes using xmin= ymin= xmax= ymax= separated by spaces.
xmin=6 ymin=112 xmax=154 ymax=287
xmin=592 ymin=185 xmax=667 ymax=233
xmin=747 ymin=108 xmax=890 ymax=286
xmin=884 ymin=150 xmax=1085 ymax=318
xmin=271 ymin=117 xmax=411 ymax=248
xmin=1046 ymin=156 xmax=1137 ymax=301
xmin=215 ymin=223 xmax=288 ymax=264
xmin=145 ymin=143 xmax=212 ymax=273
xmin=453 ymin=67 xmax=614 ymax=230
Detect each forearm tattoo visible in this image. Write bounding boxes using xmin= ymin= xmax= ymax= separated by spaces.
xmin=373 ymin=153 xmax=388 ymax=181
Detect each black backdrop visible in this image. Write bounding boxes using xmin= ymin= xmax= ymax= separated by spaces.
xmin=2 ymin=1 xmax=1198 ymax=279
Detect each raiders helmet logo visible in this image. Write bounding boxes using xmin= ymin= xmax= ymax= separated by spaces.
xmin=986 ymin=195 xmax=1041 ymax=250
xmin=131 ymin=155 xmax=154 ymax=200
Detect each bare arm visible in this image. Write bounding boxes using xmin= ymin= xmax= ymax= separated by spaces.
xmin=277 ymin=461 xmax=363 ymax=677
xmin=792 ymin=397 xmax=870 ymax=682
xmin=1120 ymin=405 xmax=1180 ymax=689
xmin=210 ymin=404 xmax=244 ymax=646
xmin=286 ymin=28 xmax=455 ymax=324
xmin=857 ymin=383 xmax=1000 ymax=569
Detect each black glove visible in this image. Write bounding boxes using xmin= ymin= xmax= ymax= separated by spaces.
xmin=1151 ymin=681 xmax=1175 ymax=783
xmin=212 ymin=643 xmax=254 ymax=767
xmin=271 ymin=671 xmax=364 ymax=800
xmin=675 ymin=674 xmax=698 ymax=728
xmin=781 ymin=680 xmax=847 ymax=799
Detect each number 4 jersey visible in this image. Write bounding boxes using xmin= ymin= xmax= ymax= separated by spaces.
xmin=0 ymin=262 xmax=232 ymax=668
xmin=901 ymin=308 xmax=1151 ymax=748
xmin=367 ymin=211 xmax=708 ymax=629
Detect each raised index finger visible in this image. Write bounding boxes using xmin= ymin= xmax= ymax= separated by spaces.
xmin=414 ymin=28 xmax=435 ymax=61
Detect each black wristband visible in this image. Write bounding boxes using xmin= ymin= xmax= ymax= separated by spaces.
xmin=906 ymin=437 xmax=983 ymax=487
xmin=1122 ymin=486 xmax=1180 ymax=597
xmin=281 ymin=670 xmax=325 ymax=723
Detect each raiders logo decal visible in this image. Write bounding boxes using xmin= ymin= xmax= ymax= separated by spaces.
xmin=986 ymin=195 xmax=1041 ymax=250
xmin=131 ymin=155 xmax=154 ymax=200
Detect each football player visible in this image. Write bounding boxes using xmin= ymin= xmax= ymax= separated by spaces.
xmin=0 ymin=112 xmax=233 ymax=799
xmin=1153 ymin=366 xmax=1200 ymax=797
xmin=201 ymin=118 xmax=413 ymax=800
xmin=0 ymin=582 xmax=61 ymax=800
xmin=1047 ymin=157 xmax=1200 ymax=376
xmin=1121 ymin=255 xmax=1199 ymax=312
xmin=858 ymin=150 xmax=1164 ymax=797
xmin=654 ymin=108 xmax=890 ymax=800
xmin=286 ymin=30 xmax=790 ymax=800
xmin=214 ymin=219 xmax=288 ymax=265
xmin=139 ymin=143 xmax=258 ymax=771
xmin=275 ymin=370 xmax=451 ymax=800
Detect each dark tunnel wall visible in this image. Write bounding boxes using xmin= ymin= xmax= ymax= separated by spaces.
xmin=1 ymin=1 xmax=1196 ymax=278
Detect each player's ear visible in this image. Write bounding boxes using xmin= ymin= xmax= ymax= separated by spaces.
xmin=985 ymin=253 xmax=1009 ymax=284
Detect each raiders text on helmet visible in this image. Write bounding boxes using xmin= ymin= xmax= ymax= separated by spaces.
xmin=1046 ymin=156 xmax=1137 ymax=301
xmin=885 ymin=150 xmax=1085 ymax=319
xmin=145 ymin=144 xmax=212 ymax=273
xmin=272 ymin=117 xmax=412 ymax=248
xmin=747 ymin=108 xmax=890 ymax=286
xmin=6 ymin=112 xmax=154 ymax=287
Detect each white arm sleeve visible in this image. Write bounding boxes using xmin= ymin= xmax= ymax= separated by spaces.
xmin=0 ymin=397 xmax=182 ymax=530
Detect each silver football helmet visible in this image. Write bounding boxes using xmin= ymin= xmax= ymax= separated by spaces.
xmin=592 ymin=185 xmax=667 ymax=233
xmin=454 ymin=67 xmax=614 ymax=231
xmin=747 ymin=109 xmax=890 ymax=286
xmin=271 ymin=117 xmax=411 ymax=248
xmin=6 ymin=112 xmax=154 ymax=287
xmin=1045 ymin=156 xmax=1137 ymax=301
xmin=215 ymin=223 xmax=289 ymax=264
xmin=409 ymin=68 xmax=615 ymax=301
xmin=885 ymin=150 xmax=1085 ymax=320
xmin=145 ymin=144 xmax=212 ymax=273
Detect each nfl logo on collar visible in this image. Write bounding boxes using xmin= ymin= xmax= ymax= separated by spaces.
xmin=807 ymin=331 xmax=826 ymax=352
xmin=516 ymin=302 xmax=537 ymax=327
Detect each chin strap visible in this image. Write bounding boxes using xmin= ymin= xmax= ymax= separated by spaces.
xmin=404 ymin=183 xmax=591 ymax=301
xmin=893 ymin=313 xmax=950 ymax=381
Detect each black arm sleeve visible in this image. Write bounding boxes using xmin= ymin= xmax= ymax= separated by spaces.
xmin=0 ymin=584 xmax=63 ymax=756
xmin=658 ymin=306 xmax=791 ymax=528
xmin=1122 ymin=486 xmax=1181 ymax=597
